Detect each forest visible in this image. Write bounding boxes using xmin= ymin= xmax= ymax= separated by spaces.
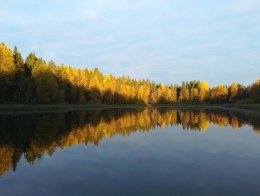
xmin=0 ymin=43 xmax=260 ymax=105
xmin=1 ymin=107 xmax=260 ymax=175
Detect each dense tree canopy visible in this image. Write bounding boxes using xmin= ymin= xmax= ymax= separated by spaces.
xmin=0 ymin=43 xmax=259 ymax=104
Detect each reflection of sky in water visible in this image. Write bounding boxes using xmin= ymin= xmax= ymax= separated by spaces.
xmin=1 ymin=124 xmax=260 ymax=196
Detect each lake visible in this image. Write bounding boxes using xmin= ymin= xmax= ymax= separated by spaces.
xmin=1 ymin=107 xmax=260 ymax=196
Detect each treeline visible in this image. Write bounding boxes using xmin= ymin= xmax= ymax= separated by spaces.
xmin=1 ymin=107 xmax=260 ymax=175
xmin=0 ymin=43 xmax=259 ymax=104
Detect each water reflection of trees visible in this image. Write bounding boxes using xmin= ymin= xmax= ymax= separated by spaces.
xmin=0 ymin=108 xmax=260 ymax=175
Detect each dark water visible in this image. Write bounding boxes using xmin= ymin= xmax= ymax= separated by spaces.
xmin=1 ymin=107 xmax=260 ymax=196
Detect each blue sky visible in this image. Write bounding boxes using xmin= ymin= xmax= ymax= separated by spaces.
xmin=1 ymin=0 xmax=259 ymax=87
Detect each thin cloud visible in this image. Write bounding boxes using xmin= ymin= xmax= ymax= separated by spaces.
xmin=1 ymin=0 xmax=259 ymax=87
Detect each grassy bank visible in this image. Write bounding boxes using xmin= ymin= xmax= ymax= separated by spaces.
xmin=1 ymin=103 xmax=260 ymax=116
xmin=0 ymin=104 xmax=147 ymax=114
xmin=152 ymin=103 xmax=260 ymax=110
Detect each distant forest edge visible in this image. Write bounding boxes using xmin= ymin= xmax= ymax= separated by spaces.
xmin=0 ymin=43 xmax=259 ymax=105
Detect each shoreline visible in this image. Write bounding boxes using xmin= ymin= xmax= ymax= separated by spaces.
xmin=0 ymin=104 xmax=147 ymax=114
xmin=0 ymin=103 xmax=260 ymax=116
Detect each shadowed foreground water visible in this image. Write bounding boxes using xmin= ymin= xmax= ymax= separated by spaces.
xmin=0 ymin=107 xmax=260 ymax=195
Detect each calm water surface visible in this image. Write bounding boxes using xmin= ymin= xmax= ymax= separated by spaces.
xmin=1 ymin=108 xmax=260 ymax=195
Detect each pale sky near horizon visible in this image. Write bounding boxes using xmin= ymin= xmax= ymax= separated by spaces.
xmin=1 ymin=0 xmax=259 ymax=87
